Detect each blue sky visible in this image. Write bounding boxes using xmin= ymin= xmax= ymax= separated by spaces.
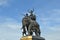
xmin=0 ymin=0 xmax=60 ymax=40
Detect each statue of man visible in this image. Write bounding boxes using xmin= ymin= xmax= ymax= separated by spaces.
xmin=29 ymin=9 xmax=36 ymax=21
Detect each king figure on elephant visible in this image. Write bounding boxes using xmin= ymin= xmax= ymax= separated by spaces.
xmin=21 ymin=9 xmax=41 ymax=37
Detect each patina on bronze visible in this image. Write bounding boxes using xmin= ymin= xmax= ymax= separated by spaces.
xmin=22 ymin=9 xmax=41 ymax=36
xmin=21 ymin=9 xmax=45 ymax=40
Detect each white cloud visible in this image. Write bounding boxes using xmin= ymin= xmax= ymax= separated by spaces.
xmin=0 ymin=0 xmax=8 ymax=6
xmin=0 ymin=17 xmax=22 ymax=40
xmin=0 ymin=17 xmax=22 ymax=29
xmin=0 ymin=0 xmax=13 ymax=7
xmin=39 ymin=9 xmax=60 ymax=25
xmin=0 ymin=9 xmax=60 ymax=40
xmin=41 ymin=25 xmax=60 ymax=40
xmin=48 ymin=25 xmax=60 ymax=31
xmin=0 ymin=38 xmax=5 ymax=40
xmin=45 ymin=32 xmax=60 ymax=40
xmin=0 ymin=30 xmax=21 ymax=40
xmin=39 ymin=9 xmax=60 ymax=40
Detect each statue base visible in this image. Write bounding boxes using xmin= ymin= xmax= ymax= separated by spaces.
xmin=20 ymin=36 xmax=45 ymax=40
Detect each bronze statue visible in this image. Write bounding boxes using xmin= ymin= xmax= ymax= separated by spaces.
xmin=29 ymin=9 xmax=36 ymax=21
xmin=22 ymin=13 xmax=30 ymax=36
xmin=28 ymin=19 xmax=41 ymax=36
xmin=21 ymin=9 xmax=45 ymax=40
xmin=22 ymin=9 xmax=41 ymax=36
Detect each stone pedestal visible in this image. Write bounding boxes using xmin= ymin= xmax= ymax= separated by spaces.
xmin=20 ymin=36 xmax=45 ymax=40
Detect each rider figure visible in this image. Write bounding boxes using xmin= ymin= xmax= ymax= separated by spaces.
xmin=29 ymin=10 xmax=36 ymax=21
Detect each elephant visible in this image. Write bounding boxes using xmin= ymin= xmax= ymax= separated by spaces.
xmin=22 ymin=14 xmax=41 ymax=36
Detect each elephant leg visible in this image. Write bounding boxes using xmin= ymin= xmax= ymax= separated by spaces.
xmin=35 ymin=31 xmax=40 ymax=36
xmin=28 ymin=27 xmax=31 ymax=36
xmin=22 ymin=25 xmax=26 ymax=36
xmin=39 ymin=29 xmax=41 ymax=36
xmin=35 ymin=28 xmax=40 ymax=36
xmin=35 ymin=29 xmax=38 ymax=36
xmin=30 ymin=30 xmax=33 ymax=35
xmin=26 ymin=25 xmax=28 ymax=31
xmin=28 ymin=24 xmax=32 ymax=36
xmin=37 ymin=29 xmax=41 ymax=36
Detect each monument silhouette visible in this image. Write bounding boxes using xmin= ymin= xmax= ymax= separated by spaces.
xmin=20 ymin=9 xmax=45 ymax=40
